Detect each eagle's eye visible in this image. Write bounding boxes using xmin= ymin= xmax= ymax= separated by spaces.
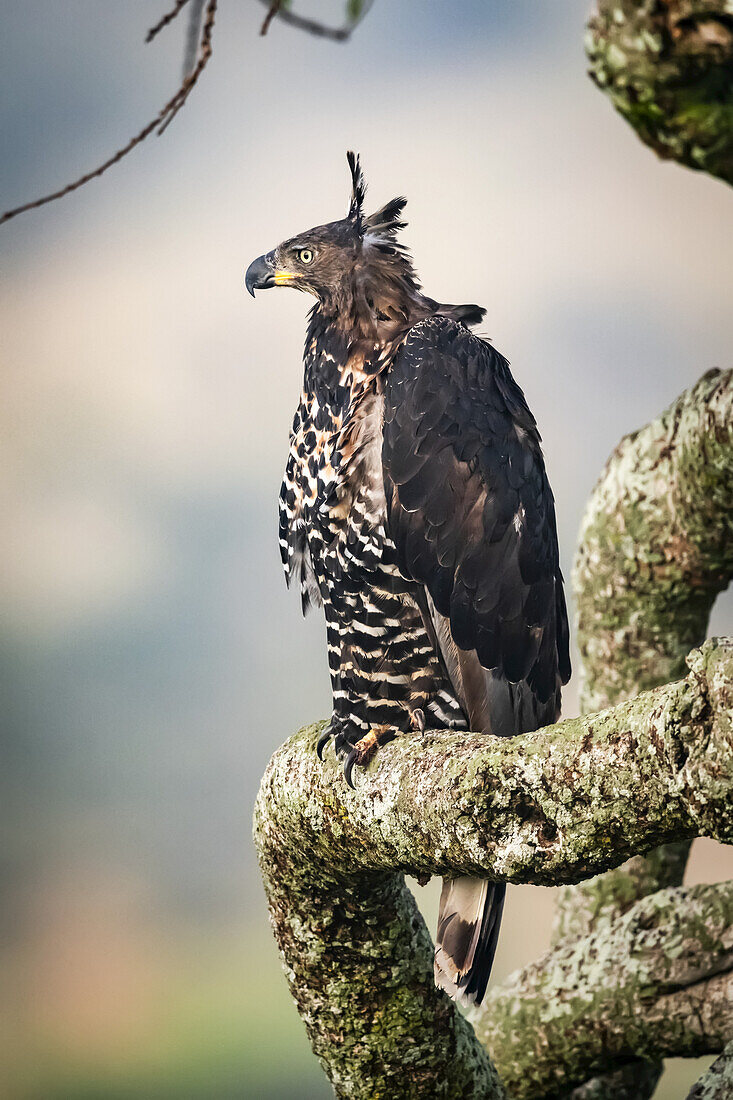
xmin=298 ymin=248 xmax=314 ymax=265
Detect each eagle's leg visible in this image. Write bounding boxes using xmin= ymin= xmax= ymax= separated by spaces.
xmin=410 ymin=707 xmax=426 ymax=732
xmin=343 ymin=725 xmax=396 ymax=788
xmin=316 ymin=596 xmax=462 ymax=783
xmin=316 ymin=715 xmax=361 ymax=760
xmin=317 ymin=714 xmax=397 ymax=786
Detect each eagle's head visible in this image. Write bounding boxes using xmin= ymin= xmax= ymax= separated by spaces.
xmin=245 ymin=152 xmax=420 ymax=326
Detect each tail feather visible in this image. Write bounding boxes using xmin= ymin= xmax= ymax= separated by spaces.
xmin=417 ymin=606 xmax=562 ymax=1007
xmin=434 ymin=876 xmax=506 ymax=1007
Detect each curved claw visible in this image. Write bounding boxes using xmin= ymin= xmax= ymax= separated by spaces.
xmin=342 ymin=727 xmax=397 ymax=788
xmin=343 ymin=748 xmax=359 ymax=788
xmin=318 ymin=719 xmax=398 ymax=787
xmin=316 ymin=722 xmax=334 ymax=760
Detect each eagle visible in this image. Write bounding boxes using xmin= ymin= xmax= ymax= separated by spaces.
xmin=246 ymin=154 xmax=570 ymax=1006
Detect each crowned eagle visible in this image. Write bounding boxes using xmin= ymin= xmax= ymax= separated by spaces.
xmin=246 ymin=154 xmax=570 ymax=1005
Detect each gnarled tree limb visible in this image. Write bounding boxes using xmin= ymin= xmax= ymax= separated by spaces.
xmin=254 ymin=637 xmax=733 ymax=1098
xmin=554 ymin=367 xmax=733 ymax=1097
xmin=586 ymin=0 xmax=733 ymax=186
xmin=574 ymin=368 xmax=733 ymax=715
xmin=257 ymin=639 xmax=733 ymax=885
xmin=474 ymin=881 xmax=733 ymax=1098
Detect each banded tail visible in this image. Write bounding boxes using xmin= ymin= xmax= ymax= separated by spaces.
xmin=431 ymin=672 xmax=564 ymax=1006
xmin=434 ymin=877 xmax=505 ymax=1006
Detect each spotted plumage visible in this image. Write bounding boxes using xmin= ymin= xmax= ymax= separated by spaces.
xmin=246 ymin=154 xmax=570 ymax=1006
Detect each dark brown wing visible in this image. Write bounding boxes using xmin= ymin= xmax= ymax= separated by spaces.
xmin=382 ymin=315 xmax=570 ymax=736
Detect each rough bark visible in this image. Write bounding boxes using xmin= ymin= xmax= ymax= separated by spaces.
xmin=586 ymin=0 xmax=733 ymax=186
xmin=573 ymin=369 xmax=733 ymax=715
xmin=254 ymin=638 xmax=733 ymax=1098
xmin=687 ymin=1043 xmax=733 ymax=1098
xmin=554 ymin=368 xmax=733 ymax=1097
xmin=473 ymin=881 xmax=733 ymax=1098
xmin=254 ymin=369 xmax=733 ymax=1098
xmin=256 ymin=641 xmax=732 ymax=885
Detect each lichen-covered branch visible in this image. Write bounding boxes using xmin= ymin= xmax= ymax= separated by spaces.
xmin=257 ymin=641 xmax=732 ymax=886
xmin=574 ymin=369 xmax=733 ymax=713
xmin=472 ymin=881 xmax=733 ymax=1098
xmin=557 ymin=368 xmax=733 ymax=958
xmin=586 ymin=0 xmax=733 ymax=186
xmin=254 ymin=638 xmax=733 ymax=1098
xmin=554 ymin=368 xmax=733 ymax=1097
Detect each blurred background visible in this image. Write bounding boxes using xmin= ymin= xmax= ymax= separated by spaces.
xmin=1 ymin=2 xmax=732 ymax=1097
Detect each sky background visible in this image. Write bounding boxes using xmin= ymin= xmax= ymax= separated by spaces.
xmin=1 ymin=2 xmax=732 ymax=1097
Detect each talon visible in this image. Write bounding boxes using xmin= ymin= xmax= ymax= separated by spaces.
xmin=341 ymin=726 xmax=396 ymax=786
xmin=316 ymin=725 xmax=332 ymax=760
xmin=317 ymin=717 xmax=356 ymax=760
xmin=410 ymin=708 xmax=426 ymax=732
xmin=343 ymin=749 xmax=358 ymax=788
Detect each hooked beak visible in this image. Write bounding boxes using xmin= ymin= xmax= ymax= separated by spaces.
xmin=245 ymin=251 xmax=276 ymax=296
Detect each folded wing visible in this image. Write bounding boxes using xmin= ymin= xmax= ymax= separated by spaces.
xmin=382 ymin=315 xmax=570 ymax=735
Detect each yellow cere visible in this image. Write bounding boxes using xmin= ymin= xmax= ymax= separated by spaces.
xmin=274 ymin=270 xmax=302 ymax=284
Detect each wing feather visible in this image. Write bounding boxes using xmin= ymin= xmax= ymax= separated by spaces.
xmin=382 ymin=315 xmax=570 ymax=723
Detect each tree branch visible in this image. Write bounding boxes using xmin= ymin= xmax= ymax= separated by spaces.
xmin=258 ymin=639 xmax=732 ymax=884
xmin=254 ymin=637 xmax=733 ymax=1097
xmin=575 ymin=368 xmax=733 ymax=715
xmin=473 ymin=881 xmax=733 ymax=1098
xmin=586 ymin=0 xmax=733 ymax=186
xmin=257 ymin=0 xmax=375 ymax=42
xmin=146 ymin=0 xmax=192 ymax=44
xmin=1 ymin=0 xmax=376 ymax=226
xmin=0 ymin=0 xmax=218 ymax=226
xmin=553 ymin=366 xmax=733 ymax=1097
xmin=260 ymin=0 xmax=284 ymax=37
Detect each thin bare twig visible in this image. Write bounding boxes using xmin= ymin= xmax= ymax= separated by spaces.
xmin=183 ymin=0 xmax=206 ymax=77
xmin=146 ymin=0 xmax=192 ymax=44
xmin=0 ymin=0 xmax=375 ymax=227
xmin=261 ymin=0 xmax=284 ymax=37
xmin=0 ymin=0 xmax=217 ymax=226
xmin=258 ymin=0 xmax=374 ymax=42
xmin=159 ymin=0 xmax=216 ymax=133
